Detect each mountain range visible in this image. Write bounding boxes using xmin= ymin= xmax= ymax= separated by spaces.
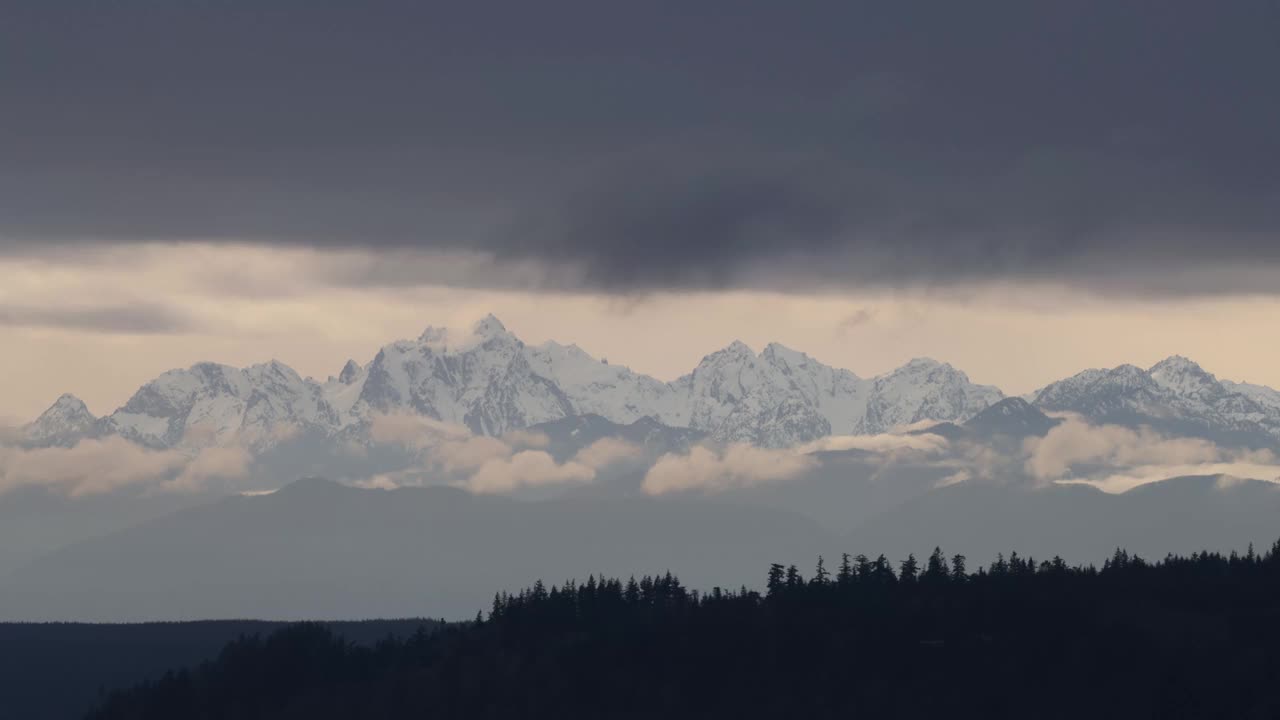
xmin=21 ymin=314 xmax=1003 ymax=451
xmin=21 ymin=315 xmax=1280 ymax=455
xmin=7 ymin=316 xmax=1280 ymax=622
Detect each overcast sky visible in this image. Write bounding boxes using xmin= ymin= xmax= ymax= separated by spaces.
xmin=3 ymin=2 xmax=1279 ymax=419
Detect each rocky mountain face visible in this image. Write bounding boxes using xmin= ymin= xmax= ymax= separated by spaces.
xmin=20 ymin=315 xmax=1006 ymax=452
xmin=103 ymin=360 xmax=337 ymax=450
xmin=522 ymin=414 xmax=704 ymax=463
xmin=1029 ymin=355 xmax=1280 ymax=446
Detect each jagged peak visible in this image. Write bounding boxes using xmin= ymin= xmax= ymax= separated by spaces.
xmin=1149 ymin=355 xmax=1212 ymax=377
xmin=1099 ymin=364 xmax=1157 ymax=386
xmin=248 ymin=358 xmax=291 ymax=372
xmin=338 ymin=359 xmax=362 ymax=384
xmin=419 ymin=325 xmax=449 ymax=345
xmin=760 ymin=342 xmax=807 ymax=362
xmin=53 ymin=392 xmax=88 ymax=408
xmin=535 ymin=339 xmax=589 ymax=357
xmin=692 ymin=340 xmax=756 ymax=367
xmin=181 ymin=361 xmax=230 ymax=378
xmin=41 ymin=393 xmax=93 ymax=417
xmin=415 ymin=315 xmax=516 ymax=352
xmin=974 ymin=397 xmax=1037 ymax=416
xmin=886 ymin=357 xmax=964 ymax=380
xmin=472 ymin=313 xmax=509 ymax=337
xmin=902 ymin=357 xmax=948 ymax=370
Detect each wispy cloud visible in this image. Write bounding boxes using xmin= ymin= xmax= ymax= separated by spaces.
xmin=641 ymin=444 xmax=818 ymax=495
xmin=0 ymin=437 xmax=185 ymax=497
xmin=798 ymin=432 xmax=949 ymax=455
xmin=465 ymin=451 xmax=595 ymax=494
xmin=0 ymin=302 xmax=197 ymax=334
xmin=366 ymin=413 xmax=633 ymax=493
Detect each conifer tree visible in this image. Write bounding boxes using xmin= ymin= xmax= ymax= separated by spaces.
xmin=812 ymin=556 xmax=830 ymax=586
xmin=837 ymin=553 xmax=854 ymax=585
xmin=899 ymin=554 xmax=919 ymax=584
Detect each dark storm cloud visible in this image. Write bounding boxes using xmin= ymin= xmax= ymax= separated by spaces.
xmin=0 ymin=303 xmax=195 ymax=334
xmin=3 ymin=1 xmax=1279 ymax=295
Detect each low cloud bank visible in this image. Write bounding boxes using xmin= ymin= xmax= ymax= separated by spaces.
xmin=468 ymin=451 xmax=595 ymax=494
xmin=365 ymin=413 xmax=640 ymax=493
xmin=643 ymin=431 xmax=951 ymax=496
xmin=641 ymin=444 xmax=817 ymax=495
xmin=0 ymin=436 xmax=251 ymax=497
xmin=1025 ymin=416 xmax=1280 ymax=492
xmin=799 ymin=432 xmax=949 ymax=455
xmin=9 ymin=409 xmax=1280 ymax=500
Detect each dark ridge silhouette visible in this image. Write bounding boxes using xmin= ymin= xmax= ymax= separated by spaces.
xmin=88 ymin=541 xmax=1280 ymax=719
xmin=0 ymin=619 xmax=439 ymax=720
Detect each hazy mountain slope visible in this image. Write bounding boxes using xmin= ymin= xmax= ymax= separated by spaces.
xmin=0 ymin=479 xmax=834 ymax=621
xmin=0 ymin=486 xmax=208 ymax=577
xmin=847 ymin=475 xmax=1280 ymax=564
xmin=961 ymin=397 xmax=1061 ymax=439
xmin=8 ymin=473 xmax=1280 ymax=622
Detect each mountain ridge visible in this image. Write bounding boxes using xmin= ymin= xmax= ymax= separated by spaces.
xmin=20 ymin=317 xmax=1280 ymax=453
xmin=21 ymin=316 xmax=1005 ymax=451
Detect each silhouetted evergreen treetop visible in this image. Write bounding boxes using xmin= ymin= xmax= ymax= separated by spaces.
xmin=88 ymin=541 xmax=1280 ymax=720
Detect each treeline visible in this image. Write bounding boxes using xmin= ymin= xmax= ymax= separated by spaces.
xmin=90 ymin=543 xmax=1280 ymax=719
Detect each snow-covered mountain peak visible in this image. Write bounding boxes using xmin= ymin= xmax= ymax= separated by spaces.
xmin=883 ymin=357 xmax=974 ymax=385
xmin=759 ymin=343 xmax=825 ymax=372
xmin=1111 ymin=363 xmax=1151 ymax=378
xmin=246 ymin=359 xmax=295 ymax=378
xmin=101 ymin=359 xmax=332 ymax=449
xmin=415 ymin=315 xmax=515 ymax=354
xmin=472 ymin=313 xmax=511 ymax=339
xmin=710 ymin=340 xmax=755 ymax=361
xmin=902 ymin=357 xmax=948 ymax=370
xmin=534 ymin=340 xmax=590 ymax=360
xmin=1150 ymin=355 xmax=1203 ymax=374
xmin=24 ymin=393 xmax=99 ymax=447
xmin=859 ymin=357 xmax=1003 ymax=434
xmin=1149 ymin=355 xmax=1223 ymax=401
xmin=1028 ymin=357 xmax=1280 ymax=444
xmin=1030 ymin=364 xmax=1158 ymax=410
xmin=48 ymin=393 xmax=91 ymax=415
xmin=419 ymin=325 xmax=449 ymax=346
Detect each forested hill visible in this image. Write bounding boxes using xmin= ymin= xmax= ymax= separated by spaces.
xmin=90 ymin=542 xmax=1280 ymax=719
xmin=0 ymin=619 xmax=439 ymax=720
